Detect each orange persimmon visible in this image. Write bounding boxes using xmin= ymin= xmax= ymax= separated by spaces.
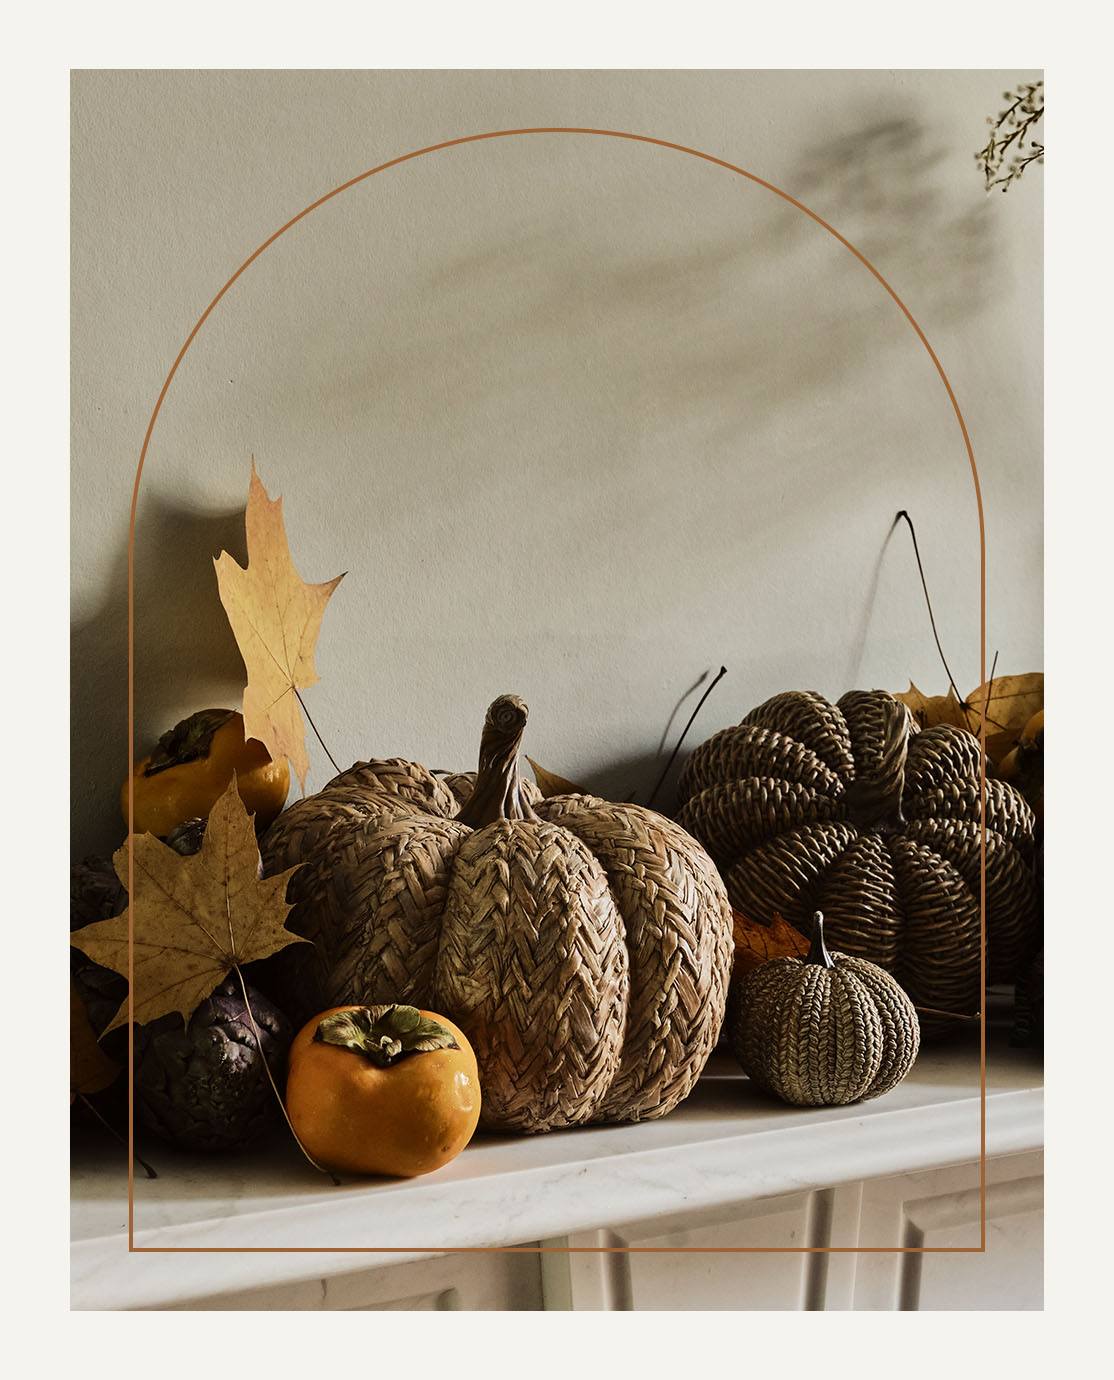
xmin=121 ymin=709 xmax=289 ymax=837
xmin=285 ymin=1005 xmax=481 ymax=1178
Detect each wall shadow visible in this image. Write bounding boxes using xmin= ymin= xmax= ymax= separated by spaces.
xmin=73 ymin=109 xmax=997 ymax=855
xmin=71 ymin=495 xmax=248 ymax=858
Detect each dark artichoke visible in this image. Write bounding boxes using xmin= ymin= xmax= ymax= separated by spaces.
xmin=71 ymin=854 xmax=126 ymax=927
xmin=135 ymin=978 xmax=292 ymax=1152
xmin=165 ymin=816 xmax=207 ymax=856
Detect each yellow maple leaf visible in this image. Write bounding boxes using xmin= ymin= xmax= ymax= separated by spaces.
xmin=214 ymin=461 xmax=344 ymax=791
xmin=70 ymin=779 xmax=305 ymax=1032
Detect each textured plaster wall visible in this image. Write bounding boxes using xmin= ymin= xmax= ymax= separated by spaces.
xmin=71 ymin=69 xmax=1043 ymax=858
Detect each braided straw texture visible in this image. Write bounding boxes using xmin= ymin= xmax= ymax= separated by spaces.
xmin=677 ymin=690 xmax=1038 ymax=1033
xmin=262 ymin=762 xmax=732 ymax=1134
xmin=729 ymin=949 xmax=920 ymax=1106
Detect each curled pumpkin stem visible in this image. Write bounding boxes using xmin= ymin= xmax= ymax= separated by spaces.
xmin=457 ymin=695 xmax=539 ymax=828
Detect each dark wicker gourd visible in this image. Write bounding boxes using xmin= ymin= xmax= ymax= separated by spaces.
xmin=677 ymin=689 xmax=1039 ymax=1030
xmin=262 ymin=694 xmax=734 ymax=1135
xmin=729 ymin=911 xmax=920 ymax=1106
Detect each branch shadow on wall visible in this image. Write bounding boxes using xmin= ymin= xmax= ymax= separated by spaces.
xmin=285 ymin=108 xmax=998 ymax=597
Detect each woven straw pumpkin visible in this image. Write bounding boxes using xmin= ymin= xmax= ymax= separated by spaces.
xmin=729 ymin=911 xmax=920 ymax=1106
xmin=676 ymin=689 xmax=1038 ymax=1029
xmin=262 ymin=694 xmax=733 ymax=1134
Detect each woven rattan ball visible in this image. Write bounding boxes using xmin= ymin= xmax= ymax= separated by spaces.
xmin=677 ymin=689 xmax=1039 ymax=1032
xmin=730 ymin=911 xmax=920 ymax=1106
xmin=262 ymin=694 xmax=733 ymax=1135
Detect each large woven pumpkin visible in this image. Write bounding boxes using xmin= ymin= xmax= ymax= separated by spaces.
xmin=262 ymin=695 xmax=733 ymax=1134
xmin=676 ymin=689 xmax=1039 ymax=1028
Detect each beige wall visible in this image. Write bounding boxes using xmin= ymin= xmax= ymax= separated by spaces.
xmin=71 ymin=69 xmax=1042 ymax=858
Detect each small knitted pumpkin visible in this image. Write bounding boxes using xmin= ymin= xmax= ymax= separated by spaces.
xmin=677 ymin=689 xmax=1039 ymax=1029
xmin=730 ymin=911 xmax=920 ymax=1106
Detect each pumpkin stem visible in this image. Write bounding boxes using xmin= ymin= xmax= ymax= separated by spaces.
xmin=806 ymin=911 xmax=836 ymax=969
xmin=842 ymin=693 xmax=911 ymax=831
xmin=456 ymin=695 xmax=539 ymax=828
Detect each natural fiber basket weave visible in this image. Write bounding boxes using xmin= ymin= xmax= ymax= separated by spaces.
xmin=730 ymin=911 xmax=920 ymax=1106
xmin=677 ymin=689 xmax=1039 ymax=1031
xmin=263 ymin=694 xmax=734 ymax=1134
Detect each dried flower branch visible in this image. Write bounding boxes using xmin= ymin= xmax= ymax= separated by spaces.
xmin=975 ymin=80 xmax=1044 ymax=192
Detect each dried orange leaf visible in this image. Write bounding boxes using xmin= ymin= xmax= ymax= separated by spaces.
xmin=526 ymin=757 xmax=586 ymax=798
xmin=70 ymin=982 xmax=119 ymax=1099
xmin=732 ymin=907 xmax=809 ymax=975
xmin=214 ymin=461 xmax=344 ymax=791
xmin=70 ymin=779 xmax=305 ymax=1032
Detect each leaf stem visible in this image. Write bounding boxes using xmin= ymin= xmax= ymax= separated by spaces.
xmin=981 ymin=649 xmax=1001 ymax=727
xmin=894 ymin=511 xmax=964 ymax=703
xmin=646 ymin=666 xmax=728 ymax=808
xmin=78 ymin=1092 xmax=158 ymax=1179
xmin=230 ymin=961 xmax=341 ymax=1186
xmin=294 ymin=688 xmax=341 ymax=777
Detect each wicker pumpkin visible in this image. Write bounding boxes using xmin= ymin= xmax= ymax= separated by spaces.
xmin=729 ymin=911 xmax=920 ymax=1106
xmin=676 ymin=689 xmax=1039 ymax=1029
xmin=262 ymin=694 xmax=734 ymax=1134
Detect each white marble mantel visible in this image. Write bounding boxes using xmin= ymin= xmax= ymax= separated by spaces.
xmin=71 ymin=1037 xmax=1043 ymax=1311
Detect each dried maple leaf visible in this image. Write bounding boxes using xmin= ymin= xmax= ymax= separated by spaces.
xmin=525 ymin=757 xmax=587 ymax=798
xmin=70 ymin=779 xmax=305 ymax=1032
xmin=965 ymin=671 xmax=1043 ymax=765
xmin=732 ymin=908 xmax=809 ymax=975
xmin=214 ymin=461 xmax=344 ymax=791
xmin=895 ymin=682 xmax=977 ymax=734
xmin=70 ymin=982 xmax=119 ymax=1100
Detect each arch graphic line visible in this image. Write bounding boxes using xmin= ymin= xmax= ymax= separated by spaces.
xmin=125 ymin=125 xmax=989 ymax=1255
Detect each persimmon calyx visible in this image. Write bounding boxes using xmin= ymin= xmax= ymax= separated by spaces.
xmin=145 ymin=708 xmax=237 ymax=776
xmin=313 ymin=1005 xmax=459 ymax=1067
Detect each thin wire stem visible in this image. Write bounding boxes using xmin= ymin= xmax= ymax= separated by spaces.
xmin=230 ymin=961 xmax=341 ymax=1186
xmin=914 ymin=1005 xmax=980 ymax=1023
xmin=976 ymin=648 xmax=1014 ymax=737
xmin=294 ymin=688 xmax=341 ymax=776
xmin=78 ymin=1092 xmax=158 ymax=1179
xmin=894 ymin=511 xmax=963 ymax=702
xmin=646 ymin=666 xmax=728 ymax=808
xmin=983 ymin=648 xmax=1000 ymax=718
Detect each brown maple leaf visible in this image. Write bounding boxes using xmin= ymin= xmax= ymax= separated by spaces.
xmin=70 ymin=779 xmax=305 ymax=1032
xmin=526 ymin=757 xmax=587 ymax=798
xmin=895 ymin=682 xmax=978 ymax=734
xmin=732 ymin=907 xmax=809 ymax=976
xmin=214 ymin=461 xmax=344 ymax=791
